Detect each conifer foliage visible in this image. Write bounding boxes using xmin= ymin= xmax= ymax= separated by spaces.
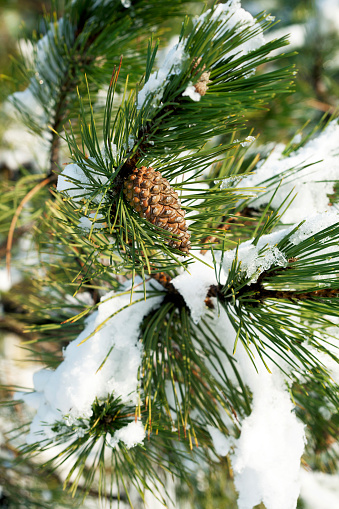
xmin=0 ymin=1 xmax=339 ymax=508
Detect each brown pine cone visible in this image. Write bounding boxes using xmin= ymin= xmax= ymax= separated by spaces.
xmin=123 ymin=166 xmax=191 ymax=254
xmin=192 ymin=57 xmax=211 ymax=97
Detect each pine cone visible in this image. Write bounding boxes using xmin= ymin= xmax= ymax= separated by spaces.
xmin=123 ymin=166 xmax=191 ymax=254
xmin=192 ymin=57 xmax=211 ymax=97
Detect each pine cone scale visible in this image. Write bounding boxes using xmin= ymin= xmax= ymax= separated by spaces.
xmin=123 ymin=166 xmax=191 ymax=254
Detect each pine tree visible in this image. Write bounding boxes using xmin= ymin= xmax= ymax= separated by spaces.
xmin=0 ymin=1 xmax=339 ymax=508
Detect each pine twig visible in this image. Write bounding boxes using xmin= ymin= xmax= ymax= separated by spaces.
xmin=6 ymin=175 xmax=55 ymax=274
xmin=200 ymin=213 xmax=241 ymax=255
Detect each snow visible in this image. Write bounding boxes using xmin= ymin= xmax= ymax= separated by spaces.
xmin=57 ymin=162 xmax=108 ymax=203
xmin=0 ymin=122 xmax=50 ymax=171
xmin=9 ymin=18 xmax=74 ymax=126
xmin=220 ymin=210 xmax=339 ymax=283
xmin=92 ymin=0 xmax=131 ymax=6
xmin=8 ymin=88 xmax=48 ymax=127
xmin=78 ymin=213 xmax=105 ymax=231
xmin=138 ymin=1 xmax=266 ymax=110
xmin=300 ymin=470 xmax=339 ymax=509
xmin=288 ymin=210 xmax=339 ymax=245
xmin=232 ymin=368 xmax=305 ymax=509
xmin=264 ymin=24 xmax=306 ymax=55
xmin=194 ymin=0 xmax=265 ymax=58
xmin=237 ymin=120 xmax=339 ymax=223
xmin=137 ymin=41 xmax=187 ymax=109
xmin=0 ymin=268 xmax=22 ymax=292
xmin=240 ymin=136 xmax=256 ymax=147
xmin=207 ymin=425 xmax=233 ymax=456
xmin=171 ymin=253 xmax=224 ymax=323
xmin=170 ymin=209 xmax=339 ymax=508
xmin=172 ymin=209 xmax=338 ymax=322
xmin=200 ymin=307 xmax=306 ymax=509
xmin=17 ymin=278 xmax=164 ymax=447
xmin=107 ymin=420 xmax=145 ymax=449
xmin=222 ymin=232 xmax=288 ymax=284
xmin=316 ymin=0 xmax=339 ymax=34
xmin=182 ymin=85 xmax=202 ymax=102
xmin=34 ymin=18 xmax=73 ymax=85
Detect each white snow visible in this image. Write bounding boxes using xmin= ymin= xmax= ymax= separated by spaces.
xmin=207 ymin=425 xmax=233 ymax=456
xmin=232 ymin=368 xmax=305 ymax=509
xmin=300 ymin=470 xmax=339 ymax=509
xmin=172 ymin=209 xmax=339 ymax=333
xmin=240 ymin=136 xmax=256 ymax=147
xmin=92 ymin=0 xmax=131 ymax=6
xmin=9 ymin=88 xmax=48 ymax=127
xmin=9 ymin=18 xmax=74 ymax=126
xmin=182 ymin=84 xmax=202 ymax=102
xmin=237 ymin=120 xmax=339 ymax=223
xmin=137 ymin=41 xmax=188 ymax=109
xmin=170 ymin=210 xmax=339 ymax=508
xmin=107 ymin=420 xmax=145 ymax=449
xmin=316 ymin=0 xmax=339 ymax=34
xmin=194 ymin=0 xmax=265 ymax=58
xmin=0 ymin=121 xmax=50 ymax=171
xmin=0 ymin=268 xmax=22 ymax=292
xmin=57 ymin=162 xmax=108 ymax=203
xmin=17 ymin=278 xmax=164 ymax=447
xmin=34 ymin=18 xmax=73 ymax=85
xmin=78 ymin=213 xmax=105 ymax=231
xmin=288 ymin=210 xmax=339 ymax=245
xmin=222 ymin=232 xmax=288 ymax=284
xmin=264 ymin=24 xmax=306 ymax=55
xmin=199 ymin=307 xmax=306 ymax=509
xmin=171 ymin=253 xmax=224 ymax=323
xmin=220 ymin=210 xmax=339 ymax=283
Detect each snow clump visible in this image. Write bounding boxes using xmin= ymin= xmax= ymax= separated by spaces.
xmin=172 ymin=210 xmax=339 ymax=323
xmin=9 ymin=18 xmax=74 ymax=126
xmin=57 ymin=160 xmax=109 ymax=203
xmin=171 ymin=212 xmax=339 ymax=508
xmin=172 ymin=252 xmax=223 ymax=324
xmin=202 ymin=307 xmax=306 ymax=509
xmin=16 ymin=278 xmax=164 ymax=448
xmin=194 ymin=0 xmax=266 ymax=58
xmin=137 ymin=41 xmax=187 ymax=109
xmin=237 ymin=120 xmax=339 ymax=223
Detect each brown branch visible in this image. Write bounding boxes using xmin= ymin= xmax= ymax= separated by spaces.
xmin=150 ymin=271 xmax=338 ymax=314
xmin=200 ymin=212 xmax=241 ymax=255
xmin=257 ymin=287 xmax=339 ymax=301
xmin=205 ymin=283 xmax=339 ymax=308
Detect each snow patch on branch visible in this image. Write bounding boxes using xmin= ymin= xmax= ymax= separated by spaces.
xmin=138 ymin=1 xmax=266 ymax=109
xmin=233 ymin=369 xmax=305 ymax=509
xmin=9 ymin=18 xmax=74 ymax=126
xmin=207 ymin=425 xmax=233 ymax=456
xmin=204 ymin=308 xmax=306 ymax=509
xmin=288 ymin=210 xmax=339 ymax=245
xmin=107 ymin=420 xmax=145 ymax=449
xmin=171 ymin=253 xmax=225 ymax=323
xmin=57 ymin=160 xmax=109 ymax=206
xmin=78 ymin=213 xmax=105 ymax=231
xmin=222 ymin=234 xmax=288 ymax=284
xmin=182 ymin=84 xmax=202 ymax=102
xmin=172 ymin=212 xmax=339 ymax=325
xmin=137 ymin=41 xmax=188 ymax=110
xmin=17 ymin=278 xmax=164 ymax=448
xmin=237 ymin=120 xmax=339 ymax=223
xmin=194 ymin=0 xmax=265 ymax=58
